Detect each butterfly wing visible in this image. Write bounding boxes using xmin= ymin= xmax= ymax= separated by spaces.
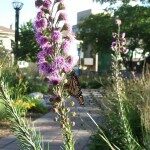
xmin=66 ymin=71 xmax=84 ymax=105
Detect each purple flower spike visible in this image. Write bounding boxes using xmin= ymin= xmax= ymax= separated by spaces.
xmin=63 ymin=56 xmax=74 ymax=73
xmin=43 ymin=0 xmax=52 ymax=8
xmin=47 ymin=72 xmax=62 ymax=85
xmin=36 ymin=11 xmax=45 ymax=19
xmin=35 ymin=0 xmax=43 ymax=8
xmin=35 ymin=0 xmax=77 ymax=86
xmin=43 ymin=44 xmax=53 ymax=55
xmin=35 ymin=18 xmax=47 ymax=31
xmin=51 ymin=30 xmax=62 ymax=42
xmin=54 ymin=56 xmax=65 ymax=70
xmin=58 ymin=11 xmax=67 ymax=21
xmin=39 ymin=62 xmax=55 ymax=75
xmin=39 ymin=36 xmax=48 ymax=46
xmin=61 ymin=40 xmax=71 ymax=53
xmin=62 ymin=23 xmax=72 ymax=32
xmin=55 ymin=0 xmax=64 ymax=3
xmin=39 ymin=62 xmax=50 ymax=74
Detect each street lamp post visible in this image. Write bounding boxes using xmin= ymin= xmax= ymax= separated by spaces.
xmin=12 ymin=1 xmax=23 ymax=57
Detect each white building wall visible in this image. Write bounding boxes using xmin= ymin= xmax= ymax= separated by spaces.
xmin=0 ymin=36 xmax=14 ymax=51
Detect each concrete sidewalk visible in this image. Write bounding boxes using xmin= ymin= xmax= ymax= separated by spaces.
xmin=0 ymin=89 xmax=103 ymax=150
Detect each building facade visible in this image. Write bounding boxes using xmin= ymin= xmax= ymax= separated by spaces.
xmin=0 ymin=26 xmax=15 ymax=52
xmin=73 ymin=9 xmax=99 ymax=73
xmin=0 ymin=26 xmax=15 ymax=66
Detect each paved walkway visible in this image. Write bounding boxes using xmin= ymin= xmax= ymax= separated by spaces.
xmin=0 ymin=89 xmax=103 ymax=150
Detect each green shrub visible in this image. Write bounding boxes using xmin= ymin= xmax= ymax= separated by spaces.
xmin=79 ymin=75 xmax=102 ymax=89
xmin=22 ymin=96 xmax=48 ymax=114
xmin=0 ymin=99 xmax=7 ymax=120
xmin=90 ymin=75 xmax=150 ymax=150
xmin=125 ymin=76 xmax=150 ymax=149
xmin=1 ymin=67 xmax=28 ymax=99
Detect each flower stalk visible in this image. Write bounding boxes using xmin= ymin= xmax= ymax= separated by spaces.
xmin=111 ymin=19 xmax=142 ymax=149
xmin=34 ymin=0 xmax=78 ymax=149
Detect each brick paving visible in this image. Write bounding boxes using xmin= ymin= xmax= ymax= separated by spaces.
xmin=0 ymin=89 xmax=103 ymax=150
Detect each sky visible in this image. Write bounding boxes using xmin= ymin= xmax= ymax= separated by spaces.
xmin=0 ymin=0 xmax=106 ymax=29
xmin=0 ymin=0 xmax=140 ymax=29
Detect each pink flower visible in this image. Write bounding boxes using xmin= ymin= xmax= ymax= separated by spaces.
xmin=36 ymin=11 xmax=45 ymax=19
xmin=51 ymin=30 xmax=62 ymax=42
xmin=39 ymin=36 xmax=48 ymax=47
xmin=61 ymin=40 xmax=71 ymax=53
xmin=43 ymin=0 xmax=52 ymax=8
xmin=34 ymin=18 xmax=47 ymax=31
xmin=53 ymin=56 xmax=65 ymax=70
xmin=47 ymin=72 xmax=62 ymax=85
xmin=63 ymin=56 xmax=77 ymax=73
xmin=35 ymin=0 xmax=43 ymax=8
xmin=62 ymin=23 xmax=72 ymax=32
xmin=35 ymin=0 xmax=78 ymax=86
xmin=58 ymin=11 xmax=68 ymax=21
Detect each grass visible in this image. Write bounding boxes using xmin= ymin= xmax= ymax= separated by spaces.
xmin=89 ymin=74 xmax=150 ymax=150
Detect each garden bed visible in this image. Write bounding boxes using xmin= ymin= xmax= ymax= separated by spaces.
xmin=0 ymin=121 xmax=11 ymax=139
xmin=0 ymin=112 xmax=45 ymax=139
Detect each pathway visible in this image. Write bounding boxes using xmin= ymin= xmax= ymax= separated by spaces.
xmin=0 ymin=89 xmax=103 ymax=150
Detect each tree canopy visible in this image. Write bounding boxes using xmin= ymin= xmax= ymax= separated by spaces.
xmin=77 ymin=13 xmax=116 ymax=53
xmin=16 ymin=20 xmax=40 ymax=62
xmin=77 ymin=5 xmax=150 ymax=54
xmin=93 ymin=0 xmax=150 ymax=4
xmin=115 ymin=5 xmax=150 ymax=53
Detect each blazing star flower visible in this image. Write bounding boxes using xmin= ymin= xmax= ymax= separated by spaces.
xmin=61 ymin=40 xmax=71 ymax=53
xmin=62 ymin=23 xmax=72 ymax=32
xmin=64 ymin=56 xmax=78 ymax=73
xmin=39 ymin=62 xmax=52 ymax=74
xmin=51 ymin=30 xmax=62 ymax=42
xmin=57 ymin=2 xmax=65 ymax=12
xmin=111 ymin=31 xmax=128 ymax=54
xmin=53 ymin=56 xmax=65 ymax=70
xmin=36 ymin=11 xmax=45 ymax=19
xmin=43 ymin=0 xmax=52 ymax=8
xmin=34 ymin=18 xmax=47 ymax=31
xmin=35 ymin=0 xmax=43 ymax=8
xmin=35 ymin=32 xmax=43 ymax=43
xmin=37 ymin=50 xmax=46 ymax=61
xmin=58 ymin=11 xmax=68 ymax=21
xmin=63 ymin=63 xmax=72 ymax=73
xmin=35 ymin=0 xmax=77 ymax=86
xmin=47 ymin=72 xmax=62 ymax=85
xmin=42 ymin=44 xmax=53 ymax=55
xmin=39 ymin=36 xmax=48 ymax=46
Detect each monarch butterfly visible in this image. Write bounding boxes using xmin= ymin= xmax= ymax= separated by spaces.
xmin=65 ymin=71 xmax=84 ymax=105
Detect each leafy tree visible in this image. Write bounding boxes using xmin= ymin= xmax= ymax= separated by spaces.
xmin=114 ymin=5 xmax=150 ymax=71
xmin=115 ymin=5 xmax=150 ymax=53
xmin=16 ymin=20 xmax=40 ymax=62
xmin=93 ymin=0 xmax=150 ymax=5
xmin=78 ymin=5 xmax=150 ymax=53
xmin=77 ymin=5 xmax=150 ymax=71
xmin=77 ymin=13 xmax=116 ymax=53
xmin=0 ymin=46 xmax=11 ymax=67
